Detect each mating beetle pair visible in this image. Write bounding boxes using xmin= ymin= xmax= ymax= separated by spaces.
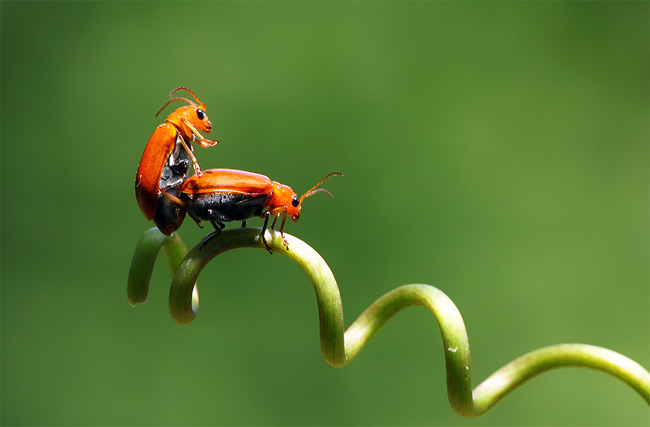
xmin=135 ymin=87 xmax=341 ymax=251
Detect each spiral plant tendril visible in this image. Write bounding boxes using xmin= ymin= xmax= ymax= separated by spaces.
xmin=128 ymin=227 xmax=650 ymax=417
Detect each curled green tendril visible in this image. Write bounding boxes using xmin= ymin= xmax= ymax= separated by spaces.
xmin=127 ymin=228 xmax=199 ymax=312
xmin=128 ymin=227 xmax=650 ymax=417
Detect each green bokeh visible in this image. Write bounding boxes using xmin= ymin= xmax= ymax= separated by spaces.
xmin=1 ymin=1 xmax=648 ymax=426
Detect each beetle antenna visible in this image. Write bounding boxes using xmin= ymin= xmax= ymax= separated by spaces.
xmin=155 ymin=97 xmax=196 ymax=116
xmin=302 ymin=188 xmax=334 ymax=200
xmin=300 ymin=172 xmax=342 ymax=203
xmin=170 ymin=87 xmax=206 ymax=110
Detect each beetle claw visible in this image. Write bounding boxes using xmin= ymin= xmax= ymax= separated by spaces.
xmin=260 ymin=232 xmax=273 ymax=254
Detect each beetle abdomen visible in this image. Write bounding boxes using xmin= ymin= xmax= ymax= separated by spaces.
xmin=153 ymin=186 xmax=186 ymax=236
xmin=188 ymin=192 xmax=268 ymax=223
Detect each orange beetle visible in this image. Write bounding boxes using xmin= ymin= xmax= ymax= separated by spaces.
xmin=135 ymin=87 xmax=218 ymax=232
xmin=178 ymin=169 xmax=342 ymax=251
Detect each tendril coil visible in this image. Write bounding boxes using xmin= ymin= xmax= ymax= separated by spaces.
xmin=128 ymin=227 xmax=650 ymax=417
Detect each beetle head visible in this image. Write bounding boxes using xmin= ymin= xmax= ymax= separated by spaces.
xmin=269 ymin=182 xmax=301 ymax=221
xmin=156 ymin=87 xmax=212 ymax=135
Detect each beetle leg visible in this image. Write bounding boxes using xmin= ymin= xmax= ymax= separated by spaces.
xmin=161 ymin=190 xmax=186 ymax=207
xmin=176 ymin=135 xmax=203 ymax=176
xmin=181 ymin=118 xmax=219 ymax=148
xmin=199 ymin=220 xmax=226 ymax=251
xmin=270 ymin=215 xmax=278 ymax=230
xmin=185 ymin=209 xmax=203 ymax=229
xmin=209 ymin=220 xmax=225 ymax=232
xmin=260 ymin=212 xmax=272 ymax=254
xmin=279 ymin=210 xmax=289 ymax=250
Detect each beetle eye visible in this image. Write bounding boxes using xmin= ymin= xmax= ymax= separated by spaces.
xmin=291 ymin=196 xmax=300 ymax=207
xmin=196 ymin=109 xmax=205 ymax=120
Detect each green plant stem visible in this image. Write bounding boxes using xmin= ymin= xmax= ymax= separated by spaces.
xmin=130 ymin=227 xmax=650 ymax=416
xmin=471 ymin=343 xmax=650 ymax=414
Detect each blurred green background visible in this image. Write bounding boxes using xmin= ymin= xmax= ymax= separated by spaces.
xmin=1 ymin=1 xmax=648 ymax=425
